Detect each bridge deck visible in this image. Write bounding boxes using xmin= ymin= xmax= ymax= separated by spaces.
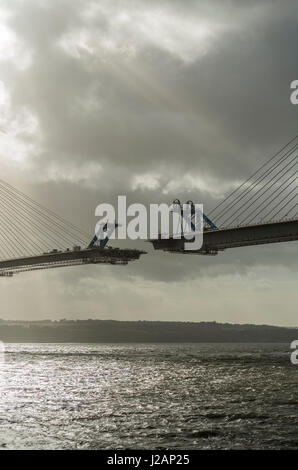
xmin=0 ymin=246 xmax=146 ymax=276
xmin=151 ymin=219 xmax=298 ymax=255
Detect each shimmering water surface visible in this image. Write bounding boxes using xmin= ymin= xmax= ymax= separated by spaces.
xmin=0 ymin=342 xmax=298 ymax=449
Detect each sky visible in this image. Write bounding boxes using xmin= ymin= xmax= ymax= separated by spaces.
xmin=0 ymin=0 xmax=297 ymax=325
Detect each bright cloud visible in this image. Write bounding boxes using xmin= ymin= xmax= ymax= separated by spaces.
xmin=58 ymin=2 xmax=239 ymax=63
xmin=0 ymin=81 xmax=40 ymax=165
xmin=131 ymin=173 xmax=160 ymax=191
xmin=0 ymin=7 xmax=32 ymax=70
xmin=162 ymin=173 xmax=240 ymax=199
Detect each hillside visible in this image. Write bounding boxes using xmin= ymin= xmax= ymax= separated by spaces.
xmin=0 ymin=319 xmax=297 ymax=343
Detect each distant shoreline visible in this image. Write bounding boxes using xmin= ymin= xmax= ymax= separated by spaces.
xmin=0 ymin=319 xmax=297 ymax=343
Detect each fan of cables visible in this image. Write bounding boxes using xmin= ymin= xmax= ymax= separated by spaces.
xmin=208 ymin=136 xmax=298 ymax=228
xmin=0 ymin=179 xmax=92 ymax=261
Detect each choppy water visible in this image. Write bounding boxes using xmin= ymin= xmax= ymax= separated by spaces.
xmin=0 ymin=342 xmax=298 ymax=449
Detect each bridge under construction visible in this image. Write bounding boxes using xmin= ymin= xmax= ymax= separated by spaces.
xmin=0 ymin=179 xmax=145 ymax=277
xmin=152 ymin=135 xmax=298 ymax=255
xmin=0 ymin=135 xmax=297 ymax=276
xmin=151 ymin=219 xmax=298 ymax=255
xmin=0 ymin=246 xmax=145 ymax=277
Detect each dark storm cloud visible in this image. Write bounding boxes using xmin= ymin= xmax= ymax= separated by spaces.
xmin=0 ymin=0 xmax=297 ymax=323
xmin=2 ymin=0 xmax=297 ymax=218
xmin=6 ymin=0 xmax=297 ymax=171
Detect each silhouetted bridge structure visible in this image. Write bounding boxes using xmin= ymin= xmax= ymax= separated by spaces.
xmin=0 ymin=179 xmax=145 ymax=276
xmin=151 ymin=219 xmax=298 ymax=255
xmin=0 ymin=135 xmax=297 ymax=275
xmin=0 ymin=247 xmax=145 ymax=277
xmin=152 ymin=135 xmax=297 ymax=255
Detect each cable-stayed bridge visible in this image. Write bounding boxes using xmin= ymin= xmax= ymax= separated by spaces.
xmin=0 ymin=180 xmax=145 ymax=277
xmin=152 ymin=136 xmax=298 ymax=255
xmin=0 ymin=135 xmax=297 ymax=276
